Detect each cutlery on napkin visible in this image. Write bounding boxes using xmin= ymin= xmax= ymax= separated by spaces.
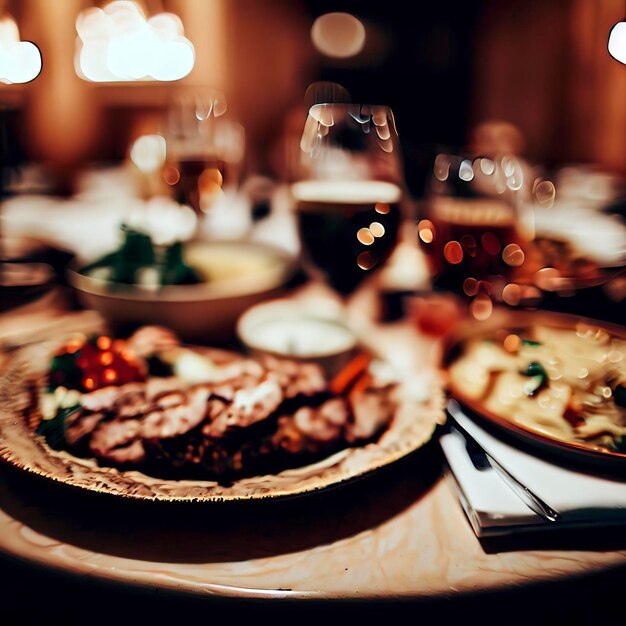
xmin=441 ymin=400 xmax=626 ymax=537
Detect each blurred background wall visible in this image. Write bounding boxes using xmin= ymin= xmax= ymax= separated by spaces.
xmin=473 ymin=0 xmax=626 ymax=170
xmin=4 ymin=0 xmax=626 ymax=193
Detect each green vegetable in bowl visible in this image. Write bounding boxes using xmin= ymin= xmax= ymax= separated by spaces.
xmin=80 ymin=225 xmax=202 ymax=288
xmin=161 ymin=241 xmax=203 ymax=286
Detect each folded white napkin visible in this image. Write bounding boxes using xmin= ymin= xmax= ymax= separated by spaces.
xmin=441 ymin=400 xmax=626 ymax=537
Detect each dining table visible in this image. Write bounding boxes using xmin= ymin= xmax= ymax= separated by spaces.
xmin=2 ymin=290 xmax=626 ymax=623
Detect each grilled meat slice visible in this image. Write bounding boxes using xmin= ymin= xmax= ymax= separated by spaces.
xmin=65 ymin=410 xmax=107 ymax=446
xmin=263 ymin=357 xmax=327 ymax=399
xmin=142 ymin=388 xmax=217 ymax=439
xmin=89 ymin=419 xmax=145 ymax=464
xmin=347 ymin=385 xmax=396 ymax=442
xmin=204 ymin=378 xmax=284 ymax=439
xmin=292 ymin=398 xmax=349 ymax=443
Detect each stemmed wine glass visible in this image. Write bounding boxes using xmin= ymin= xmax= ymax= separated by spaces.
xmin=292 ymin=103 xmax=406 ymax=299
xmin=418 ymin=153 xmax=531 ymax=318
xmin=164 ymin=90 xmax=245 ymax=217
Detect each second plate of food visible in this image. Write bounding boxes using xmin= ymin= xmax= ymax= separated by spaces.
xmin=444 ymin=310 xmax=626 ymax=467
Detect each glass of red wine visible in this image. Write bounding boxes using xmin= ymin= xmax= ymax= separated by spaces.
xmin=164 ymin=90 xmax=244 ymax=216
xmin=292 ymin=103 xmax=405 ymax=298
xmin=418 ymin=153 xmax=531 ymax=317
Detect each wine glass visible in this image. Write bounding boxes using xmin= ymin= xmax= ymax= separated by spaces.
xmin=292 ymin=103 xmax=406 ymax=298
xmin=418 ymin=153 xmax=531 ymax=318
xmin=164 ymin=90 xmax=245 ymax=217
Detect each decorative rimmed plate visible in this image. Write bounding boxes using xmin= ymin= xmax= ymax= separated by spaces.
xmin=0 ymin=316 xmax=444 ymax=502
xmin=444 ymin=309 xmax=626 ymax=468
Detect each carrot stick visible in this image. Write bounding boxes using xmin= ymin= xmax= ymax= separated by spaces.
xmin=330 ymin=353 xmax=372 ymax=396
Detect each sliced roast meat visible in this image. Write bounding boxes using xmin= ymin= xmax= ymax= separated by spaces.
xmin=80 ymin=383 xmax=145 ymax=412
xmin=347 ymin=386 xmax=396 ymax=442
xmin=153 ymin=389 xmax=187 ymax=409
xmin=204 ymin=378 xmax=283 ymax=438
xmin=197 ymin=375 xmax=266 ymax=404
xmin=104 ymin=440 xmax=146 ymax=465
xmin=38 ymin=336 xmax=400 ymax=479
xmin=126 ymin=325 xmax=179 ymax=359
xmin=293 ymin=398 xmax=349 ymax=443
xmin=145 ymin=377 xmax=185 ymax=400
xmin=211 ymin=359 xmax=265 ymax=383
xmin=141 ymin=387 xmax=212 ymax=439
xmin=117 ymin=399 xmax=153 ymax=419
xmin=264 ymin=357 xmax=327 ymax=398
xmin=89 ymin=419 xmax=145 ymax=463
xmin=208 ymin=383 xmax=238 ymax=402
xmin=65 ymin=410 xmax=107 ymax=446
xmin=272 ymin=415 xmax=308 ymax=454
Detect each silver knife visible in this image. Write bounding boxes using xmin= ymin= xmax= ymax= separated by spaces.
xmin=447 ymin=400 xmax=561 ymax=523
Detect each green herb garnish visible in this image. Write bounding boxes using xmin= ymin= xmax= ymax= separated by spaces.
xmin=37 ymin=405 xmax=81 ymax=450
xmin=522 ymin=339 xmax=541 ymax=347
xmin=48 ymin=353 xmax=84 ymax=392
xmin=520 ymin=361 xmax=548 ymax=396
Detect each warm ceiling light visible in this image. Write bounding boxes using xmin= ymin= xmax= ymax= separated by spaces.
xmin=75 ymin=1 xmax=194 ymax=82
xmin=609 ymin=20 xmax=626 ymax=64
xmin=311 ymin=12 xmax=366 ymax=59
xmin=0 ymin=15 xmax=42 ymax=84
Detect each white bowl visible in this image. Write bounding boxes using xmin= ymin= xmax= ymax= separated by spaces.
xmin=68 ymin=241 xmax=297 ymax=343
xmin=237 ymin=299 xmax=358 ymax=376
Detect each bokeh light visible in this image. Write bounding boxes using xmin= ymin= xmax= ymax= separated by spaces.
xmin=75 ymin=1 xmax=194 ymax=82
xmin=418 ymin=219 xmax=435 ymax=244
xmin=0 ymin=16 xmax=42 ymax=84
xmin=130 ymin=134 xmax=166 ymax=173
xmin=463 ymin=277 xmax=478 ymax=296
xmin=369 ymin=222 xmax=385 ymax=238
xmin=481 ymin=232 xmax=501 ymax=255
xmin=471 ymin=294 xmax=493 ymax=320
xmin=609 ymin=21 xmax=626 ymax=64
xmin=502 ymin=243 xmax=525 ymax=266
xmin=357 ymin=227 xmax=374 ymax=245
xmin=502 ymin=283 xmax=522 ymax=305
xmin=357 ymin=251 xmax=377 ymax=270
xmin=311 ymin=12 xmax=366 ymax=59
xmin=444 ymin=240 xmax=464 ymax=264
xmin=503 ymin=334 xmax=521 ymax=352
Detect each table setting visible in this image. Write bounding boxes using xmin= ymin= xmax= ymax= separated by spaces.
xmin=2 ymin=2 xmax=626 ymax=621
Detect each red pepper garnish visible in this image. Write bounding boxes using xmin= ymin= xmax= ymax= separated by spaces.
xmin=51 ymin=335 xmax=146 ymax=393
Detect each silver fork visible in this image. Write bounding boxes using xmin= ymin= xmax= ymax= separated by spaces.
xmin=447 ymin=400 xmax=561 ymax=523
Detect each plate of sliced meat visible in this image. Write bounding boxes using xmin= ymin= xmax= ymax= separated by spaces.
xmin=0 ymin=323 xmax=443 ymax=502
